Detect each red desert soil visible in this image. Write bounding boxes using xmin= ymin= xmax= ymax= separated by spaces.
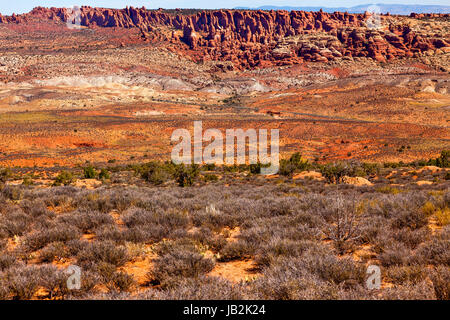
xmin=0 ymin=7 xmax=447 ymax=167
xmin=209 ymin=260 xmax=261 ymax=283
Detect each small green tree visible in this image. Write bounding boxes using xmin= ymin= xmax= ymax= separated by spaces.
xmin=175 ymin=164 xmax=199 ymax=187
xmin=98 ymin=169 xmax=111 ymax=180
xmin=279 ymin=152 xmax=310 ymax=176
xmin=437 ymin=150 xmax=449 ymax=168
xmin=0 ymin=167 xmax=12 ymax=183
xmin=249 ymin=162 xmax=261 ymax=174
xmin=319 ymin=162 xmax=351 ymax=184
xmin=83 ymin=166 xmax=97 ymax=179
xmin=22 ymin=176 xmax=33 ymax=186
xmin=54 ymin=171 xmax=75 ymax=186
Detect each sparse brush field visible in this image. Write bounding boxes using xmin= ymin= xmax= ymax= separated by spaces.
xmin=0 ymin=159 xmax=449 ymax=300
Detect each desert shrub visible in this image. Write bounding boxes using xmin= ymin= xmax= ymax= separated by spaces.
xmin=203 ymin=173 xmax=218 ymax=182
xmin=0 ymin=238 xmax=6 ymax=251
xmin=430 ymin=266 xmax=450 ymax=300
xmin=57 ymin=210 xmax=114 ymax=233
xmin=125 ymin=225 xmax=165 ymax=243
xmin=421 ymin=201 xmax=437 ymax=216
xmin=219 ymin=240 xmax=256 ymax=262
xmin=0 ymin=254 xmax=17 ymax=271
xmin=426 ymin=150 xmax=450 ymax=168
xmin=415 ymin=239 xmax=450 ymax=265
xmin=0 ymin=209 xmax=31 ymax=236
xmin=0 ymin=279 xmax=8 ymax=300
xmin=371 ymin=228 xmax=397 ymax=253
xmin=318 ymin=162 xmax=351 ymax=183
xmin=152 ymin=239 xmax=198 ymax=256
xmin=393 ymin=227 xmax=430 ymax=249
xmin=98 ymin=169 xmax=110 ymax=180
xmin=54 ymin=171 xmax=75 ymax=186
xmin=391 ymin=208 xmax=428 ymax=230
xmin=20 ymin=199 xmax=52 ymax=218
xmin=0 ymin=167 xmax=12 ymax=183
xmin=381 ymin=281 xmax=436 ymax=300
xmin=185 ymin=164 xmax=202 ymax=183
xmin=320 ymin=196 xmax=360 ymax=253
xmin=66 ymin=239 xmax=89 ymax=256
xmin=1 ymin=185 xmax=23 ymax=200
xmin=278 ymin=153 xmax=310 ymax=177
xmin=317 ymin=161 xmax=375 ymax=183
xmin=95 ymin=224 xmax=126 ymax=242
xmin=122 ymin=208 xmax=189 ymax=240
xmin=202 ymin=163 xmax=216 ymax=171
xmin=105 ymin=271 xmax=136 ymax=293
xmin=174 ymin=164 xmax=200 ymax=187
xmin=189 ymin=227 xmax=227 ymax=251
xmin=247 ymin=162 xmax=260 ymax=174
xmin=192 ymin=209 xmax=237 ymax=231
xmin=302 ymin=253 xmax=365 ymax=285
xmin=435 ymin=207 xmax=450 ymax=226
xmin=142 ymin=163 xmax=172 ymax=185
xmin=255 ymin=239 xmax=318 ymax=267
xmin=37 ymin=265 xmax=71 ymax=299
xmin=39 ymin=241 xmax=69 ymax=262
xmin=23 ymin=225 xmax=81 ymax=251
xmin=288 ymin=152 xmax=310 ymax=170
xmin=379 ymin=242 xmax=411 ymax=267
xmin=66 ymin=270 xmax=102 ymax=298
xmin=5 ymin=265 xmax=40 ymax=300
xmin=385 ymin=265 xmax=427 ymax=285
xmin=75 ymin=189 xmax=142 ymax=213
xmin=238 ymin=216 xmax=322 ymax=247
xmin=279 ymin=160 xmax=297 ymax=177
xmin=376 ymin=186 xmax=401 ymax=194
xmin=83 ymin=166 xmax=97 ymax=179
xmin=74 ymin=291 xmax=132 ymax=300
xmin=41 ymin=192 xmax=75 ymax=209
xmin=443 ymin=192 xmax=450 ymax=207
xmin=149 ymin=243 xmax=215 ymax=288
xmin=140 ymin=276 xmax=246 ymax=300
xmin=76 ymin=241 xmax=129 ymax=269
xmin=22 ymin=176 xmax=33 ymax=186
xmin=250 ymin=257 xmax=340 ymax=300
xmin=356 ymin=215 xmax=385 ymax=245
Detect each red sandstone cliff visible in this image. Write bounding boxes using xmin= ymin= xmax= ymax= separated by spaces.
xmin=1 ymin=7 xmax=449 ymax=69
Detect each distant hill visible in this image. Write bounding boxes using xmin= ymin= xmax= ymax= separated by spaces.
xmin=234 ymin=3 xmax=450 ymax=14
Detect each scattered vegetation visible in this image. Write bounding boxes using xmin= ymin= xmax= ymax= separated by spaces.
xmin=53 ymin=171 xmax=75 ymax=186
xmin=0 ymin=153 xmax=448 ymax=300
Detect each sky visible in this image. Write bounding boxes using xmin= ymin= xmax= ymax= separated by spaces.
xmin=0 ymin=1 xmax=449 ymax=15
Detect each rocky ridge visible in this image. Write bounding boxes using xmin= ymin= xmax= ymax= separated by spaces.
xmin=0 ymin=7 xmax=449 ymax=69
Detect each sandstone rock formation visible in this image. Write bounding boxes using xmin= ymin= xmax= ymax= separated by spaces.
xmin=0 ymin=7 xmax=449 ymax=69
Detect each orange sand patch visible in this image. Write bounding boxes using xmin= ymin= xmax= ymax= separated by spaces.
xmin=209 ymin=260 xmax=260 ymax=283
xmin=416 ymin=180 xmax=433 ymax=186
xmin=82 ymin=233 xmax=96 ymax=242
xmin=428 ymin=217 xmax=442 ymax=236
xmin=223 ymin=227 xmax=240 ymax=243
xmin=74 ymin=179 xmax=102 ymax=189
xmin=352 ymin=244 xmax=376 ymax=262
xmin=416 ymin=166 xmax=444 ymax=174
xmin=110 ymin=211 xmax=125 ymax=226
xmin=122 ymin=253 xmax=157 ymax=286
xmin=293 ymin=171 xmax=324 ymax=181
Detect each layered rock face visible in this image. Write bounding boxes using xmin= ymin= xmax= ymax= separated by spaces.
xmin=1 ymin=7 xmax=449 ymax=69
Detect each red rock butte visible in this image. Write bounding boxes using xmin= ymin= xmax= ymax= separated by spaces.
xmin=0 ymin=6 xmax=449 ymax=69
